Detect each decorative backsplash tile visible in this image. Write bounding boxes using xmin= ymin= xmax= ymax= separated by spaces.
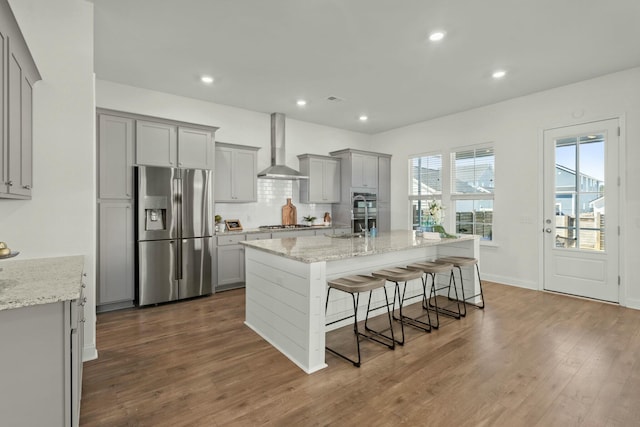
xmin=214 ymin=180 xmax=332 ymax=229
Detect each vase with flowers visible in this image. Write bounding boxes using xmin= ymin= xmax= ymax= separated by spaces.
xmin=421 ymin=200 xmax=444 ymax=232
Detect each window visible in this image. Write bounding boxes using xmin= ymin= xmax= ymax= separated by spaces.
xmin=451 ymin=147 xmax=494 ymax=240
xmin=408 ymin=146 xmax=495 ymax=241
xmin=408 ymin=154 xmax=442 ymax=229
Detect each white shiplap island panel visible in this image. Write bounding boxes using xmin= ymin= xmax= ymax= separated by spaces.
xmin=242 ymin=230 xmax=480 ymax=373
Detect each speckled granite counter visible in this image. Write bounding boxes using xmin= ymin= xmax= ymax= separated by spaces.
xmin=0 ymin=255 xmax=84 ymax=311
xmin=216 ymin=224 xmax=350 ymax=236
xmin=241 ymin=230 xmax=476 ymax=263
xmin=242 ymin=230 xmax=480 ymax=373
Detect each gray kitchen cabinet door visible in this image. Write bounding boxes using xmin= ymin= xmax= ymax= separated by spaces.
xmin=298 ymin=155 xmax=340 ymax=203
xmin=307 ymin=157 xmax=324 ymax=201
xmin=98 ymin=201 xmax=135 ymax=307
xmin=214 ymin=145 xmax=233 ymax=200
xmin=324 ymin=157 xmax=341 ymax=202
xmin=233 ymin=149 xmax=257 ymax=201
xmin=98 ymin=114 xmax=134 ymax=199
xmin=0 ymin=8 xmax=40 ymax=200
xmin=352 ymin=153 xmax=378 ymax=189
xmin=277 ymin=229 xmax=316 ymax=238
xmin=215 ymin=143 xmax=259 ymax=202
xmin=178 ymin=127 xmax=213 ymax=169
xmin=217 ymin=244 xmax=245 ymax=286
xmin=378 ymin=155 xmax=391 ymax=203
xmin=0 ymin=30 xmax=5 ymax=194
xmin=377 ymin=202 xmax=391 ymax=232
xmin=136 ymin=120 xmax=177 ymax=167
xmin=7 ymin=40 xmax=36 ymax=198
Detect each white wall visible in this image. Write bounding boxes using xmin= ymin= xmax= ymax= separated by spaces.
xmin=95 ymin=80 xmax=372 ymax=228
xmin=2 ymin=0 xmax=97 ymax=358
xmin=371 ymin=67 xmax=640 ymax=308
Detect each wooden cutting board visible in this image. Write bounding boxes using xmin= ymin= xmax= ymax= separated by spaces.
xmin=282 ymin=198 xmax=297 ymax=225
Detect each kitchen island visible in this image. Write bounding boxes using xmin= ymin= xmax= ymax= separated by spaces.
xmin=241 ymin=230 xmax=479 ymax=373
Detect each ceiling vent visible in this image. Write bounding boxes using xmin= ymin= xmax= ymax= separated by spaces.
xmin=326 ymin=95 xmax=345 ymax=102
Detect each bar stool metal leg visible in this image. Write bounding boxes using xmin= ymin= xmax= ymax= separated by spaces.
xmin=325 ymin=276 xmax=395 ymax=368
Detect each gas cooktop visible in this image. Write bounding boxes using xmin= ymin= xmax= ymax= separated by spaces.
xmin=259 ymin=224 xmax=312 ymax=230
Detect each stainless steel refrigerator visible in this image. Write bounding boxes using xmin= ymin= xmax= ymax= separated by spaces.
xmin=136 ymin=166 xmax=213 ymax=306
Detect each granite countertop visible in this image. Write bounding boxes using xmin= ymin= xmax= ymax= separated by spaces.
xmin=241 ymin=230 xmax=477 ymax=263
xmin=216 ymin=224 xmax=351 ymax=236
xmin=0 ymin=255 xmax=84 ymax=311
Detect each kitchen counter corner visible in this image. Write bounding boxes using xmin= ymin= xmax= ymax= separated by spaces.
xmin=0 ymin=255 xmax=85 ymax=311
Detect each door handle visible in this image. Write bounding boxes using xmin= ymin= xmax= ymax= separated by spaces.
xmin=545 ymin=228 xmax=552 ymax=233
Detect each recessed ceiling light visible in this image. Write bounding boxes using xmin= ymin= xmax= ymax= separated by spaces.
xmin=359 ymin=115 xmax=368 ymax=122
xmin=428 ymin=31 xmax=445 ymax=42
xmin=201 ymin=75 xmax=214 ymax=84
xmin=492 ymin=70 xmax=507 ymax=79
xmin=296 ymin=99 xmax=307 ymax=106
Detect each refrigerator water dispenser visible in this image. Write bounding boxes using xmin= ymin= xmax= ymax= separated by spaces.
xmin=145 ymin=208 xmax=166 ymax=231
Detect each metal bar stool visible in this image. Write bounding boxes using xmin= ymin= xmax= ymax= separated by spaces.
xmin=406 ymin=261 xmax=457 ymax=328
xmin=435 ymin=256 xmax=485 ymax=317
xmin=372 ymin=267 xmax=429 ymax=345
xmin=325 ymin=274 xmax=395 ymax=367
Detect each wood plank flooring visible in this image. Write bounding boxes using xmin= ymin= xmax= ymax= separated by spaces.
xmin=80 ymin=283 xmax=640 ymax=426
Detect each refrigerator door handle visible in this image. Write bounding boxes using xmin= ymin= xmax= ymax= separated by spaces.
xmin=169 ymin=240 xmax=180 ymax=281
xmin=174 ymin=177 xmax=183 ymax=281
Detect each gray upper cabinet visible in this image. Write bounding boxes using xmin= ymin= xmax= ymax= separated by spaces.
xmin=215 ymin=142 xmax=259 ymax=202
xmin=0 ymin=2 xmax=41 ymax=200
xmin=330 ymin=148 xmax=392 ymax=231
xmin=298 ymin=154 xmax=340 ymax=203
xmin=135 ymin=120 xmax=178 ymax=167
xmin=177 ymin=127 xmax=213 ymax=169
xmin=352 ymin=153 xmax=378 ymax=189
xmin=378 ymin=155 xmax=391 ymax=203
xmin=98 ymin=114 xmax=134 ymax=199
xmin=136 ymin=121 xmax=214 ymax=169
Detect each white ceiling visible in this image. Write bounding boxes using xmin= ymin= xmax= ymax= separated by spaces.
xmin=92 ymin=0 xmax=640 ymax=134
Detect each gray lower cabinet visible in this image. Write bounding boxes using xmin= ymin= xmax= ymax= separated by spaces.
xmin=216 ymin=234 xmax=246 ymax=290
xmin=315 ymin=226 xmax=350 ymax=236
xmin=0 ymin=297 xmax=84 ymax=427
xmin=98 ymin=201 xmax=135 ymax=311
xmin=277 ymin=229 xmax=316 ymax=238
xmin=0 ymin=1 xmax=41 ymax=199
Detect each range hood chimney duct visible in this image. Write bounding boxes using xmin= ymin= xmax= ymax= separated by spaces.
xmin=257 ymin=113 xmax=308 ymax=180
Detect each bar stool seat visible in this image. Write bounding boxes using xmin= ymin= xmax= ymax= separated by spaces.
xmin=406 ymin=261 xmax=459 ymax=327
xmin=435 ymin=256 xmax=485 ymax=317
xmin=372 ymin=267 xmax=429 ymax=345
xmin=325 ymin=274 xmax=395 ymax=367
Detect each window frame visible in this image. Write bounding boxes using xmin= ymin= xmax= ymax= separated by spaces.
xmin=408 ymin=143 xmax=495 ymax=242
xmin=450 ymin=144 xmax=495 ymax=241
xmin=408 ymin=152 xmax=444 ymax=230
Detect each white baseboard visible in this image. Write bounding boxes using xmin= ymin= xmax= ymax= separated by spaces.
xmin=624 ymin=298 xmax=640 ymax=311
xmin=482 ymin=273 xmax=538 ymax=290
xmin=83 ymin=345 xmax=98 ymax=362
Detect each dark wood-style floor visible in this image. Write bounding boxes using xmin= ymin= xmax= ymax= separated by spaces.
xmin=80 ymin=282 xmax=640 ymax=426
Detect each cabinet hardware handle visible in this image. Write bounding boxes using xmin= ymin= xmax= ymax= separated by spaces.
xmin=6 ymin=180 xmax=12 ymax=186
xmin=81 ymin=283 xmax=86 ymax=288
xmin=23 ymin=185 xmax=31 ymax=190
xmin=80 ymin=319 xmax=86 ymax=323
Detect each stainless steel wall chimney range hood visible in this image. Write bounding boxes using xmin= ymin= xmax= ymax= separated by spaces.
xmin=257 ymin=113 xmax=308 ymax=180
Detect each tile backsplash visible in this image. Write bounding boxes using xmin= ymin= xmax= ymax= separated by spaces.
xmin=214 ymin=180 xmax=332 ymax=229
